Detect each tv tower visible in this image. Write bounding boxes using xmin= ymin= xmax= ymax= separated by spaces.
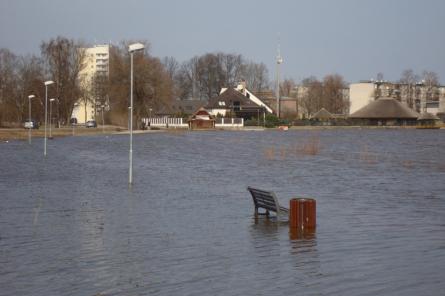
xmin=276 ymin=36 xmax=283 ymax=118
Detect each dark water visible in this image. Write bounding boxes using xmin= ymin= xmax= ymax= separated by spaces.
xmin=1 ymin=129 xmax=444 ymax=296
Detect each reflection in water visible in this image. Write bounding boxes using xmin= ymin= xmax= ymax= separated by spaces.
xmin=250 ymin=216 xmax=281 ymax=237
xmin=250 ymin=215 xmax=322 ymax=289
xmin=288 ymin=229 xmax=320 ymax=279
xmin=32 ymin=197 xmax=43 ymax=226
xmin=289 ymin=228 xmax=316 ymax=241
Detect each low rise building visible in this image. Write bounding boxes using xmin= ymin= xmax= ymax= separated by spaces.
xmin=188 ymin=107 xmax=215 ymax=129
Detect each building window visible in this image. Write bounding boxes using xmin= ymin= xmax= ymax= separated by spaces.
xmin=233 ymin=101 xmax=240 ymax=111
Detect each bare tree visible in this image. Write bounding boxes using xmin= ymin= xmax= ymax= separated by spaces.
xmin=0 ymin=49 xmax=19 ymax=125
xmin=280 ymin=78 xmax=295 ymax=97
xmin=241 ymin=62 xmax=269 ymax=92
xmin=162 ymin=56 xmax=179 ymax=81
xmin=400 ymin=69 xmax=418 ymax=84
xmin=90 ymin=71 xmax=109 ymax=118
xmin=176 ymin=56 xmax=199 ymax=100
xmin=298 ymin=74 xmax=348 ymax=117
xmin=176 ymin=55 xmax=222 ymax=100
xmin=197 ymin=53 xmax=222 ymax=99
xmin=300 ymin=76 xmax=323 ymax=117
xmin=422 ymin=70 xmax=439 ymax=86
xmin=322 ymin=74 xmax=347 ymax=114
xmin=219 ymin=53 xmax=243 ymax=87
xmin=107 ymin=42 xmax=174 ymax=126
xmin=0 ymin=49 xmax=46 ymax=126
xmin=16 ymin=55 xmax=45 ymax=123
xmin=422 ymin=70 xmax=440 ymax=101
xmin=399 ymin=69 xmax=419 ymax=108
xmin=175 ymin=53 xmax=269 ymax=100
xmin=40 ymin=36 xmax=86 ymax=124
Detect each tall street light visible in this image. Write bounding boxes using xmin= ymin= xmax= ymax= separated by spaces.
xmin=44 ymin=80 xmax=54 ymax=156
xmin=128 ymin=42 xmax=145 ymax=185
xmin=275 ymin=44 xmax=283 ymax=118
xmin=101 ymin=105 xmax=105 ymax=133
xmin=28 ymin=95 xmax=35 ymax=144
xmin=72 ymin=102 xmax=79 ymax=136
xmin=49 ymin=98 xmax=56 ymax=139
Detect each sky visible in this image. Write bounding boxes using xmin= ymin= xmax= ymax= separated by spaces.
xmin=1 ymin=0 xmax=444 ymax=84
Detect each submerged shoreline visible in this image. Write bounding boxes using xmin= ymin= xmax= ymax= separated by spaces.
xmin=0 ymin=126 xmax=124 ymax=142
xmin=1 ymin=124 xmax=443 ymax=142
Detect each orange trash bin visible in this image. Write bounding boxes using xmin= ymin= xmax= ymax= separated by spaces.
xmin=289 ymin=198 xmax=316 ymax=231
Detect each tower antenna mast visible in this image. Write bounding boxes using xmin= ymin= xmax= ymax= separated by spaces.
xmin=276 ymin=34 xmax=283 ymax=118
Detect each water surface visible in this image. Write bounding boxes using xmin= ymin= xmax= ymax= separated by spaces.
xmin=1 ymin=129 xmax=444 ymax=295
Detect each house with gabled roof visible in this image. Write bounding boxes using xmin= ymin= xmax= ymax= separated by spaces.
xmin=205 ymin=83 xmax=273 ymax=120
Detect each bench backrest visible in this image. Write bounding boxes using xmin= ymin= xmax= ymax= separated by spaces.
xmin=247 ymin=186 xmax=280 ymax=213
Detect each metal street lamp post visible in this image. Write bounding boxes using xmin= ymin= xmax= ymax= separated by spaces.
xmin=149 ymin=108 xmax=152 ymax=127
xmin=101 ymin=105 xmax=105 ymax=133
xmin=44 ymin=80 xmax=54 ymax=156
xmin=49 ymin=98 xmax=56 ymax=139
xmin=128 ymin=42 xmax=145 ymax=185
xmin=72 ymin=102 xmax=79 ymax=136
xmin=28 ymin=95 xmax=35 ymax=144
xmin=71 ymin=103 xmax=79 ymax=136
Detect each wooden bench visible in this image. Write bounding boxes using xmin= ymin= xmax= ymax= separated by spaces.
xmin=247 ymin=186 xmax=289 ymax=219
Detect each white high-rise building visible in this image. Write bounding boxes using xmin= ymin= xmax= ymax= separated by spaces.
xmin=72 ymin=44 xmax=109 ymax=124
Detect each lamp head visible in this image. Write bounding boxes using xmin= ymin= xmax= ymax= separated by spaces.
xmin=44 ymin=80 xmax=55 ymax=86
xmin=28 ymin=95 xmax=35 ymax=99
xmin=128 ymin=43 xmax=145 ymax=53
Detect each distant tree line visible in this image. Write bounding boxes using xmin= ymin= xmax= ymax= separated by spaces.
xmin=1 ymin=35 xmax=442 ymax=127
xmin=0 ymin=48 xmax=45 ymax=125
xmin=0 ymin=36 xmax=88 ymax=127
xmin=0 ymin=36 xmax=270 ymax=127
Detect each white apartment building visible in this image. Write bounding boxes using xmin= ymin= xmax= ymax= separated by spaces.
xmin=72 ymin=44 xmax=109 ymax=124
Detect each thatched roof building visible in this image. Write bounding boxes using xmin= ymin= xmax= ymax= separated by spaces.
xmin=349 ymin=97 xmax=419 ymax=119
xmin=349 ymin=97 xmax=419 ymax=125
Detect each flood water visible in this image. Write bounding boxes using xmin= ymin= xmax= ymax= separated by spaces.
xmin=1 ymin=129 xmax=444 ymax=295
